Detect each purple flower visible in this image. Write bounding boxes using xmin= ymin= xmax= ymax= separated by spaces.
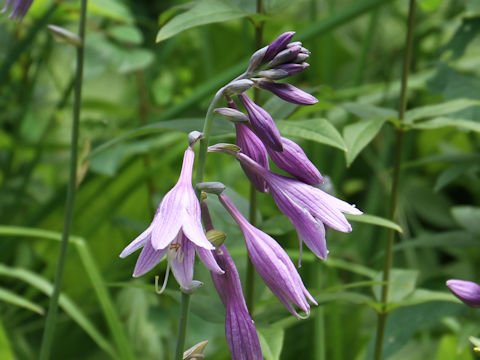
xmin=211 ymin=245 xmax=263 ymax=360
xmin=262 ymin=31 xmax=296 ymax=63
xmin=446 ymin=279 xmax=480 ymax=308
xmin=234 ymin=151 xmax=362 ymax=261
xmin=235 ymin=123 xmax=269 ymax=193
xmin=1 ymin=0 xmax=33 ymax=19
xmin=267 ymin=136 xmax=323 ymax=185
xmin=257 ymin=80 xmax=318 ymax=105
xmin=238 ymin=93 xmax=283 ymax=152
xmin=119 ymin=146 xmax=223 ymax=288
xmin=218 ymin=193 xmax=317 ymax=318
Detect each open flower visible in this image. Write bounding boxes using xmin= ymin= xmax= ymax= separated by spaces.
xmin=1 ymin=0 xmax=34 ymax=19
xmin=218 ymin=193 xmax=317 ymax=318
xmin=119 ymin=146 xmax=223 ymax=289
xmin=446 ymin=279 xmax=480 ymax=308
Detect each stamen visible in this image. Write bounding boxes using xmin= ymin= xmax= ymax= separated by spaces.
xmin=155 ymin=264 xmax=170 ymax=294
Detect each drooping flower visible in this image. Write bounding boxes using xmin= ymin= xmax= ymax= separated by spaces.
xmin=238 ymin=93 xmax=283 ymax=152
xmin=256 ymin=80 xmax=318 ymax=105
xmin=119 ymin=146 xmax=223 ymax=289
xmin=266 ymin=136 xmax=323 ymax=185
xmin=1 ymin=0 xmax=34 ymax=19
xmin=200 ymin=198 xmax=263 ymax=359
xmin=218 ymin=193 xmax=317 ymax=318
xmin=446 ymin=279 xmax=480 ymax=308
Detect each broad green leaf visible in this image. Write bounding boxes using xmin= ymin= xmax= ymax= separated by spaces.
xmin=108 ymin=25 xmax=143 ymax=45
xmin=0 ymin=320 xmax=14 ymax=360
xmin=277 ymin=119 xmax=347 ymax=151
xmin=405 ymin=99 xmax=480 ymax=123
xmin=343 ymin=118 xmax=386 ymax=166
xmin=258 ymin=327 xmax=284 ymax=360
xmin=412 ymin=117 xmax=480 ymax=133
xmin=341 ymin=102 xmax=396 ymax=120
xmin=0 ymin=264 xmax=117 ymax=359
xmin=388 ymin=289 xmax=460 ymax=311
xmin=345 ymin=213 xmax=403 ymax=233
xmin=117 ymin=48 xmax=154 ymax=73
xmin=418 ymin=0 xmax=443 ymax=12
xmin=156 ymin=0 xmax=249 ymax=43
xmin=88 ymin=0 xmax=134 ymax=23
xmin=436 ymin=335 xmax=474 ymax=360
xmin=451 ymin=206 xmax=480 ymax=235
xmin=0 ymin=287 xmax=44 ymax=315
xmin=392 ymin=231 xmax=479 ymax=253
xmin=434 ymin=163 xmax=472 ymax=191
xmin=373 ymin=269 xmax=418 ymax=303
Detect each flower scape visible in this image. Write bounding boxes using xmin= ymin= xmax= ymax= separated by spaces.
xmin=120 ymin=31 xmax=362 ymax=359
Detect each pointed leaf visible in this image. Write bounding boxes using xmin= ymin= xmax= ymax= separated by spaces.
xmin=405 ymin=99 xmax=480 ymax=123
xmin=342 ymin=102 xmax=397 ymax=120
xmin=0 ymin=287 xmax=44 ymax=315
xmin=258 ymin=327 xmax=284 ymax=360
xmin=343 ymin=118 xmax=386 ymax=166
xmin=412 ymin=117 xmax=480 ymax=133
xmin=345 ymin=213 xmax=403 ymax=233
xmin=156 ymin=0 xmax=249 ymax=43
xmin=277 ymin=119 xmax=347 ymax=151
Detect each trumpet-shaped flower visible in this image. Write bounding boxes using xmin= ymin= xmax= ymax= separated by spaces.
xmin=446 ymin=279 xmax=480 ymax=308
xmin=120 ymin=146 xmax=223 ymax=289
xmin=217 ymin=148 xmax=362 ymax=261
xmin=211 ymin=245 xmax=263 ymax=360
xmin=1 ymin=0 xmax=33 ymax=19
xmin=218 ymin=193 xmax=317 ymax=318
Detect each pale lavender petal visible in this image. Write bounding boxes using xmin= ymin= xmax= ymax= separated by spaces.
xmin=263 ymin=31 xmax=295 ymax=63
xmin=177 ymin=147 xmax=195 ymax=184
xmin=182 ymin=210 xmax=214 ymax=250
xmin=120 ymin=226 xmax=152 ymax=258
xmin=257 ymin=81 xmax=318 ymax=105
xmin=267 ymin=137 xmax=323 ymax=185
xmin=150 ymin=189 xmax=183 ymax=249
xmin=168 ymin=233 xmax=195 ymax=289
xmin=235 ymin=123 xmax=269 ymax=193
xmin=238 ymin=93 xmax=283 ymax=152
xmin=196 ymin=246 xmax=224 ymax=274
xmin=446 ymin=279 xmax=480 ymax=308
xmin=133 ymin=241 xmax=167 ymax=277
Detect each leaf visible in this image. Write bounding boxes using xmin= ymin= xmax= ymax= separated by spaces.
xmin=405 ymin=99 xmax=480 ymax=123
xmin=388 ymin=289 xmax=460 ymax=311
xmin=117 ymin=48 xmax=155 ymax=73
xmin=345 ymin=213 xmax=403 ymax=233
xmin=434 ymin=163 xmax=472 ymax=191
xmin=451 ymin=206 xmax=480 ymax=235
xmin=341 ymin=102 xmax=397 ymax=120
xmin=418 ymin=0 xmax=443 ymax=12
xmin=392 ymin=231 xmax=479 ymax=253
xmin=258 ymin=327 xmax=284 ymax=360
xmin=373 ymin=269 xmax=418 ymax=303
xmin=412 ymin=117 xmax=480 ymax=133
xmin=0 ymin=287 xmax=44 ymax=315
xmin=108 ymin=25 xmax=143 ymax=45
xmin=88 ymin=0 xmax=134 ymax=23
xmin=156 ymin=0 xmax=249 ymax=43
xmin=343 ymin=118 xmax=386 ymax=166
xmin=277 ymin=119 xmax=347 ymax=151
xmin=0 ymin=264 xmax=117 ymax=359
xmin=0 ymin=319 xmax=14 ymax=360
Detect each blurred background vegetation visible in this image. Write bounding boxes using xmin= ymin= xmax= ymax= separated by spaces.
xmin=1 ymin=0 xmax=480 ymax=359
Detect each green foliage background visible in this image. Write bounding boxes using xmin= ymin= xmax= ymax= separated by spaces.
xmin=1 ymin=0 xmax=480 ymax=359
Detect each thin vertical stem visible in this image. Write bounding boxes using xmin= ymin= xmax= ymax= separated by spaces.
xmin=245 ymin=0 xmax=265 ymax=315
xmin=39 ymin=1 xmax=88 ymax=359
xmin=373 ymin=1 xmax=416 ymax=359
xmin=174 ymin=292 xmax=191 ymax=360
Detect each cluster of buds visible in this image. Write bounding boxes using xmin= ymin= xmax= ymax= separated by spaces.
xmin=120 ymin=32 xmax=362 ymax=359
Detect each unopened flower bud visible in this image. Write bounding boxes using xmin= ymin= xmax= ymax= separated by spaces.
xmin=183 ymin=340 xmax=209 ymax=360
xmin=206 ymin=230 xmax=227 ymax=247
xmin=183 ymin=340 xmax=208 ymax=360
xmin=268 ymin=45 xmax=301 ymax=68
xmin=188 ymin=131 xmax=203 ymax=145
xmin=224 ymin=79 xmax=254 ymax=96
xmin=257 ymin=69 xmax=290 ymax=80
xmin=447 ymin=279 xmax=480 ymax=308
xmin=287 ymin=41 xmax=302 ymax=48
xmin=256 ymin=80 xmax=318 ymax=105
xmin=214 ymin=107 xmax=249 ymax=123
xmin=294 ymin=53 xmax=310 ymax=63
xmin=247 ymin=45 xmax=268 ymax=72
xmin=208 ymin=143 xmax=241 ymax=155
xmin=48 ymin=25 xmax=83 ymax=47
xmin=263 ymin=31 xmax=296 ymax=63
xmin=196 ymin=182 xmax=226 ymax=195
xmin=274 ymin=62 xmax=309 ymax=77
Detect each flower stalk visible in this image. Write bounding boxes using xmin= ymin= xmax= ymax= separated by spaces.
xmin=373 ymin=1 xmax=416 ymax=359
xmin=39 ymin=0 xmax=88 ymax=359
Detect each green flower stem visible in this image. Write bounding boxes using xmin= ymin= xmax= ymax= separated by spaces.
xmin=175 ymin=292 xmax=192 ymax=360
xmin=373 ymin=1 xmax=416 ymax=359
xmin=39 ymin=0 xmax=88 ymax=359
